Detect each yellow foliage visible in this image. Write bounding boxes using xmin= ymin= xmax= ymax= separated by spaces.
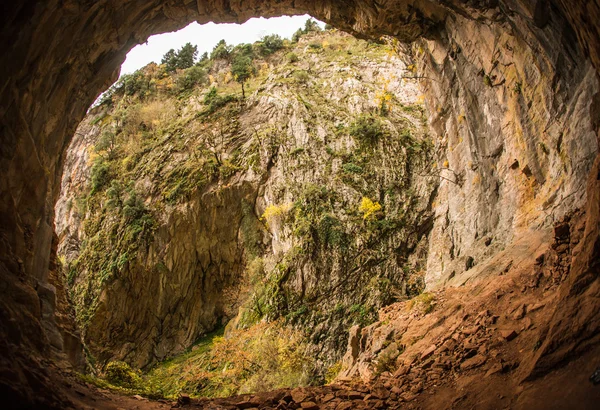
xmin=223 ymin=72 xmax=232 ymax=84
xmin=261 ymin=203 xmax=293 ymax=227
xmin=359 ymin=197 xmax=382 ymax=220
xmin=322 ymin=40 xmax=329 ymax=48
xmin=443 ymin=160 xmax=449 ymax=168
xmin=209 ymin=74 xmax=216 ymax=84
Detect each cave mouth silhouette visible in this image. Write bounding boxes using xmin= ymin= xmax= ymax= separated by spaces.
xmin=1 ymin=1 xmax=600 ymax=408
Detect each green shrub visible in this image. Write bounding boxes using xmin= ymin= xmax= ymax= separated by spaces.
xmin=175 ymin=66 xmax=206 ymax=93
xmin=257 ymin=34 xmax=284 ymax=56
xmin=104 ymin=361 xmax=141 ymax=388
xmin=342 ymin=162 xmax=363 ymax=174
xmin=293 ymin=70 xmax=310 ymax=84
xmin=90 ymin=157 xmax=111 ymax=193
xmin=203 ymin=87 xmax=235 ymax=114
xmin=349 ymin=114 xmax=387 ymax=145
xmin=287 ymin=52 xmax=299 ymax=63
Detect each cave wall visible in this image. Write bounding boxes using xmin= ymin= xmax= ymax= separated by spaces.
xmin=1 ymin=0 xmax=599 ymax=406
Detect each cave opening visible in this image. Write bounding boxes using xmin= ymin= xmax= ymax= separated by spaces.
xmin=1 ymin=1 xmax=600 ymax=409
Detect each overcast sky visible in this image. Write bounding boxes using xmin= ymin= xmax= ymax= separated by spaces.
xmin=121 ymin=15 xmax=324 ymax=75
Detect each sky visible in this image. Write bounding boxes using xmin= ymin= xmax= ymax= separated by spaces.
xmin=120 ymin=15 xmax=324 ymax=75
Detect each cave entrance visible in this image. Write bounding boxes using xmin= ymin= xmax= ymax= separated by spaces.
xmin=54 ymin=16 xmax=436 ymax=399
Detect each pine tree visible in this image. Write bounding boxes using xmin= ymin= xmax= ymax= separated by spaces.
xmin=176 ymin=43 xmax=198 ymax=69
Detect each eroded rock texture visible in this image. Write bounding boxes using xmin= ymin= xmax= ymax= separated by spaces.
xmin=0 ymin=0 xmax=599 ymax=407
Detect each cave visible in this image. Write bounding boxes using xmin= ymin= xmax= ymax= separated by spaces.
xmin=1 ymin=1 xmax=600 ymax=409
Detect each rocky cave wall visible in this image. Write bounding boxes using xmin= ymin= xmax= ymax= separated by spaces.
xmin=1 ymin=0 xmax=600 ymax=405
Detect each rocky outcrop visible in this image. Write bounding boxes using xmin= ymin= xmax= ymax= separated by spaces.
xmin=1 ymin=0 xmax=600 ymax=408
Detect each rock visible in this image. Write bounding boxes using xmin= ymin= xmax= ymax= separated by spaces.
xmin=460 ymin=354 xmax=487 ymax=370
xmin=301 ymin=401 xmax=319 ymax=410
xmin=420 ymin=344 xmax=437 ymax=361
xmin=322 ymin=393 xmax=335 ymax=403
xmin=177 ymin=393 xmax=191 ymax=406
xmin=291 ymin=388 xmax=312 ymax=403
xmin=521 ymin=317 xmax=533 ymax=331
xmin=500 ymin=329 xmax=519 ymax=341
xmin=410 ymin=381 xmax=424 ymax=394
xmin=511 ymin=304 xmax=526 ymax=320
xmin=529 ymin=303 xmax=545 ymax=312
xmin=462 ymin=325 xmax=480 ymax=335
xmin=485 ymin=362 xmax=504 ymax=377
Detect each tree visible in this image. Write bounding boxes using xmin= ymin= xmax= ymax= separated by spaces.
xmin=176 ymin=42 xmax=198 ymax=69
xmin=304 ymin=18 xmax=321 ymax=33
xmin=211 ymin=39 xmax=232 ymax=60
xmin=161 ymin=49 xmax=178 ymax=72
xmin=161 ymin=43 xmax=198 ymax=72
xmin=257 ymin=34 xmax=284 ymax=56
xmin=231 ymin=55 xmax=254 ymax=98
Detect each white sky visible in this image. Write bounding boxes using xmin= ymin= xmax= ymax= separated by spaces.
xmin=121 ymin=15 xmax=324 ymax=75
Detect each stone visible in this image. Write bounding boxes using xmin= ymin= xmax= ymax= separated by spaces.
xmin=420 ymin=344 xmax=437 ymax=361
xmin=460 ymin=354 xmax=487 ymax=370
xmin=485 ymin=362 xmax=504 ymax=377
xmin=291 ymin=389 xmax=312 ymax=403
xmin=500 ymin=329 xmax=519 ymax=341
xmin=177 ymin=393 xmax=191 ymax=406
xmin=301 ymin=402 xmax=319 ymax=410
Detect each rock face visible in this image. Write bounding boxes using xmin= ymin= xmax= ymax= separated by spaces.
xmin=0 ymin=0 xmax=599 ymax=408
xmin=55 ymin=31 xmax=436 ymax=370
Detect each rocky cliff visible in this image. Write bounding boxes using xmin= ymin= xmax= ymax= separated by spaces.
xmin=55 ymin=30 xmax=436 ymax=373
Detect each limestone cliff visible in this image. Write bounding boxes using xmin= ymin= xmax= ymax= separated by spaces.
xmin=56 ymin=30 xmax=435 ymax=372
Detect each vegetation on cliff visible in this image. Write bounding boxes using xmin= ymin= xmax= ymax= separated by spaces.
xmin=59 ymin=22 xmax=436 ymax=398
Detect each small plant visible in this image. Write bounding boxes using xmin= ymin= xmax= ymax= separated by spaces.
xmin=342 ymin=162 xmax=363 ymax=174
xmin=104 ymin=361 xmax=141 ymax=388
xmin=293 ymin=70 xmax=310 ymax=84
xmin=349 ymin=114 xmax=387 ymax=145
xmin=287 ymin=52 xmax=299 ymax=63
xmin=513 ymin=81 xmax=522 ymax=94
xmin=359 ymin=197 xmax=382 ymax=220
xmin=408 ymin=292 xmax=436 ymax=314
xmin=324 ymin=362 xmax=343 ymax=384
xmin=261 ymin=203 xmax=293 ymax=228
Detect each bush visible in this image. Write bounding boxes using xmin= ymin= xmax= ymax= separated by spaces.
xmin=261 ymin=203 xmax=293 ymax=228
xmin=308 ymin=42 xmax=322 ymax=51
xmin=175 ymin=66 xmax=206 ymax=93
xmin=287 ymin=52 xmax=299 ymax=63
xmin=202 ymin=87 xmax=235 ymax=114
xmin=257 ymin=34 xmax=284 ymax=56
xmin=349 ymin=114 xmax=387 ymax=145
xmin=90 ymin=157 xmax=111 ymax=193
xmin=211 ymin=39 xmax=232 ymax=60
xmin=104 ymin=361 xmax=141 ymax=388
xmin=293 ymin=70 xmax=309 ymax=84
xmin=342 ymin=162 xmax=363 ymax=174
xmin=359 ymin=197 xmax=382 ymax=220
